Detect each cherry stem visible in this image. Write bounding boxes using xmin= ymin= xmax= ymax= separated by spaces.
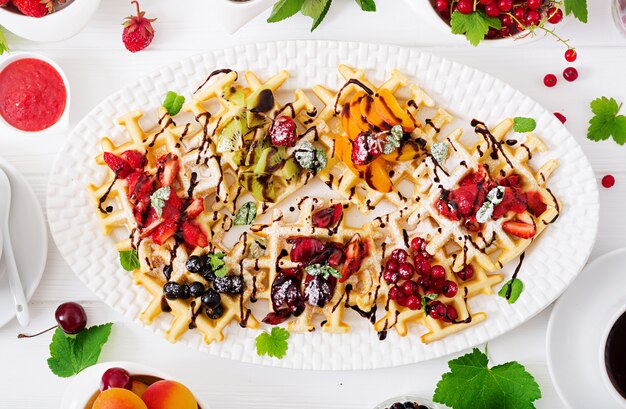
xmin=17 ymin=325 xmax=58 ymax=339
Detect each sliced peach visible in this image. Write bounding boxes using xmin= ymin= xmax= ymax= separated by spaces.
xmin=131 ymin=380 xmax=148 ymax=398
xmin=347 ymin=93 xmax=370 ymax=139
xmin=360 ymin=94 xmax=389 ymax=130
xmin=335 ymin=134 xmax=365 ymax=178
xmin=92 ymin=388 xmax=148 ymax=409
xmin=382 ymin=140 xmax=423 ymax=162
xmin=340 ymin=102 xmax=352 ymax=138
xmin=141 ymin=380 xmax=197 ymax=409
xmin=364 ymin=157 xmax=392 ymax=193
xmin=373 ymin=89 xmax=416 ymax=132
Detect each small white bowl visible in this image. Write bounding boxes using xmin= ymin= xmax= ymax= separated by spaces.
xmin=0 ymin=0 xmax=101 ymax=42
xmin=404 ymin=0 xmax=570 ymax=47
xmin=0 ymin=52 xmax=70 ymax=135
xmin=214 ymin=0 xmax=275 ymax=33
xmin=60 ymin=361 xmax=211 ymax=409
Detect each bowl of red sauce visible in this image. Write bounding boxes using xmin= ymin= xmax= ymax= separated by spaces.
xmin=0 ymin=53 xmax=69 ymax=134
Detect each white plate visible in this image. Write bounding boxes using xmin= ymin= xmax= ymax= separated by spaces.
xmin=59 ymin=361 xmax=210 ymax=409
xmin=547 ymin=248 xmax=626 ymax=408
xmin=0 ymin=158 xmax=47 ymax=328
xmin=46 ymin=41 xmax=599 ymax=370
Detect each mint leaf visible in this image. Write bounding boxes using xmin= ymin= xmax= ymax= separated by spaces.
xmin=498 ymin=278 xmax=524 ymax=304
xmin=48 ymin=324 xmax=114 ymax=378
xmin=119 ymin=250 xmax=140 ymax=271
xmin=475 ymin=202 xmax=494 ymax=223
xmin=433 ymin=348 xmax=541 ymax=409
xmin=162 ymin=91 xmax=185 ymax=116
xmin=513 ymin=117 xmax=537 ymax=133
xmin=301 ymin=0 xmax=332 ymax=31
xmin=248 ymin=238 xmax=267 ymax=258
xmin=450 ymin=10 xmax=501 ymax=47
xmin=486 ymin=186 xmax=505 ymax=206
xmin=355 ymin=0 xmax=376 ymax=12
xmin=256 ymin=327 xmax=290 ymax=359
xmin=268 ymin=0 xmax=305 ymax=23
xmin=208 ymin=252 xmax=227 ymax=277
xmin=234 ymin=201 xmax=257 ymax=225
xmin=587 ymin=97 xmax=626 ymax=145
xmin=305 ymin=263 xmax=341 ymax=280
xmin=295 ymin=142 xmax=327 ymax=172
xmin=564 ymin=0 xmax=588 ymax=23
xmin=422 ymin=292 xmax=438 ymax=313
xmin=0 ymin=27 xmax=9 ymax=55
xmin=431 ymin=142 xmax=448 ymax=164
xmin=150 ymin=186 xmax=170 ymax=218
xmin=383 ymin=128 xmax=401 ymax=154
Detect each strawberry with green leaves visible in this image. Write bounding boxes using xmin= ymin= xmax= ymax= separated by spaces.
xmin=122 ymin=1 xmax=157 ymax=53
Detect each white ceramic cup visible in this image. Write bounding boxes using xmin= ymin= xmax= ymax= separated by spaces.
xmin=599 ymin=304 xmax=626 ymax=408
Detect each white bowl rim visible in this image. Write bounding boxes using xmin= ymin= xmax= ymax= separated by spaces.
xmin=0 ymin=0 xmax=76 ymax=20
xmin=0 ymin=51 xmax=70 ymax=135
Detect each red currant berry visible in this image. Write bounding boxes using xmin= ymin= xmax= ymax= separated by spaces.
xmin=434 ymin=0 xmax=449 ymax=12
xmin=391 ymin=248 xmax=408 ymax=263
xmin=548 ymin=7 xmax=564 ymax=24
xmin=564 ymin=49 xmax=577 ymax=62
xmin=499 ymin=27 xmax=511 ymax=37
xmin=410 ymin=237 xmax=426 ymax=253
xmin=479 ymin=0 xmax=493 ymax=4
xmin=500 ymin=14 xmax=514 ymax=26
xmin=406 ymin=296 xmax=422 ymax=311
xmin=385 ymin=259 xmax=399 ymax=274
xmin=430 ymin=265 xmax=446 ymax=280
xmin=457 ymin=265 xmax=474 ymax=281
xmin=398 ymin=262 xmax=415 ymax=280
xmin=543 ymin=74 xmax=557 ymax=87
xmin=563 ymin=67 xmax=579 ymax=82
xmin=527 ymin=0 xmax=541 ymax=10
xmin=457 ymin=0 xmax=473 ymax=14
xmin=498 ymin=0 xmax=513 ymax=12
xmin=383 ymin=269 xmax=399 ymax=284
xmin=602 ymin=175 xmax=615 ymax=189
xmin=486 ymin=27 xmax=499 ymax=39
xmin=402 ymin=280 xmax=418 ymax=296
xmin=432 ymin=278 xmax=445 ymax=292
xmin=526 ymin=9 xmax=541 ymax=26
xmin=446 ymin=305 xmax=459 ymax=321
xmin=419 ymin=276 xmax=431 ymax=291
xmin=442 ymin=280 xmax=459 ymax=298
xmin=485 ymin=2 xmax=501 ymax=17
xmin=554 ymin=112 xmax=567 ymax=123
xmin=513 ymin=6 xmax=526 ymax=20
xmin=388 ymin=285 xmax=400 ymax=300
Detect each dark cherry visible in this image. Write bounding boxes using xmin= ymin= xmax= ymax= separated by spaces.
xmin=312 ymin=204 xmax=343 ymax=229
xmin=100 ymin=367 xmax=132 ymax=392
xmin=288 ymin=237 xmax=324 ymax=264
xmin=55 ymin=302 xmax=87 ymax=335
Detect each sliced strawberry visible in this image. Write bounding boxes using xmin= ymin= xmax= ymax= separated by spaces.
xmin=141 ymin=209 xmax=164 ymax=237
xmin=120 ymin=150 xmax=147 ymax=170
xmin=436 ymin=195 xmax=459 ymax=220
xmin=182 ymin=220 xmax=208 ymax=248
xmin=450 ymin=184 xmax=479 ymax=217
xmin=493 ymin=187 xmax=527 ymax=219
xmin=151 ymin=218 xmax=178 ymax=245
xmin=526 ymin=191 xmax=547 ymax=216
xmin=184 ymin=198 xmax=204 ymax=219
xmin=502 ymin=221 xmax=536 ymax=239
xmin=162 ymin=192 xmax=183 ymax=221
xmin=157 ymin=153 xmax=180 ymax=187
xmin=340 ymin=234 xmax=367 ymax=283
xmin=103 ymin=152 xmax=132 ymax=178
xmin=498 ymin=174 xmax=521 ymax=188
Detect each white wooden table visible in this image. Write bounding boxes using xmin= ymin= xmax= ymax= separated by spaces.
xmin=0 ymin=1 xmax=624 ymax=408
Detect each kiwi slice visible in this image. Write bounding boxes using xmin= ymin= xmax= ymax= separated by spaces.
xmin=281 ymin=157 xmax=302 ymax=184
xmin=244 ymin=132 xmax=271 ymax=167
xmin=216 ymin=116 xmax=247 ymax=153
xmin=224 ymin=86 xmax=246 ymax=107
xmin=239 ymin=172 xmax=277 ymax=203
xmin=246 ymin=88 xmax=275 ymax=129
xmin=253 ymin=146 xmax=286 ymax=174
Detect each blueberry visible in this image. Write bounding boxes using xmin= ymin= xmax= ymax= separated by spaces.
xmin=201 ymin=289 xmax=221 ymax=309
xmin=206 ymin=304 xmax=224 ymax=319
xmin=228 ymin=275 xmax=244 ymax=295
xmin=163 ymin=282 xmax=181 ymax=300
xmin=179 ymin=284 xmax=190 ymax=300
xmin=188 ymin=282 xmax=205 ymax=298
xmin=213 ymin=276 xmax=230 ymax=293
xmin=162 ymin=265 xmax=172 ymax=280
xmin=186 ymin=255 xmax=205 ymax=273
xmin=202 ymin=271 xmax=216 ymax=282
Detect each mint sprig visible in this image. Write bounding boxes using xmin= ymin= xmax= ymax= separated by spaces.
xmin=150 ymin=186 xmax=170 ymax=218
xmin=163 ymin=91 xmax=185 ymax=116
xmin=305 ymin=263 xmax=341 ymax=280
xmin=234 ymin=201 xmax=257 ymax=225
xmin=208 ymin=252 xmax=227 ymax=277
xmin=268 ymin=0 xmax=376 ymax=31
xmin=119 ymin=250 xmax=140 ymax=271
xmin=513 ymin=117 xmax=537 ymax=133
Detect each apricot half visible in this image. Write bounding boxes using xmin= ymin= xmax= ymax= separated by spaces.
xmin=92 ymin=388 xmax=148 ymax=409
xmin=141 ymin=380 xmax=197 ymax=409
xmin=360 ymin=94 xmax=388 ymax=130
xmin=373 ymin=89 xmax=416 ymax=132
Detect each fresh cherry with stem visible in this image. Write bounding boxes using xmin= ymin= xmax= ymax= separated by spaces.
xmin=17 ymin=302 xmax=87 ymax=338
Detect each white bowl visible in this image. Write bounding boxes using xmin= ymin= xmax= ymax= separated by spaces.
xmin=404 ymin=0 xmax=570 ymax=47
xmin=0 ymin=52 xmax=70 ymax=135
xmin=0 ymin=0 xmax=101 ymax=42
xmin=214 ymin=0 xmax=275 ymax=33
xmin=60 ymin=361 xmax=211 ymax=409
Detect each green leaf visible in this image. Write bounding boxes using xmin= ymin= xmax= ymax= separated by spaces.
xmin=450 ymin=10 xmax=501 ymax=47
xmin=256 ymin=327 xmax=290 ymax=359
xmin=433 ymin=348 xmax=541 ymax=409
xmin=48 ymin=324 xmax=114 ymax=378
xmin=301 ymin=0 xmax=332 ymax=31
xmin=294 ymin=142 xmax=327 ymax=172
xmin=119 ymin=250 xmax=140 ymax=271
xmin=305 ymin=263 xmax=341 ymax=280
xmin=431 ymin=142 xmax=448 ymax=164
xmin=422 ymin=292 xmax=438 ymax=313
xmin=355 ymin=0 xmax=376 ymax=12
xmin=208 ymin=252 xmax=227 ymax=277
xmin=383 ymin=131 xmax=401 ymax=155
xmin=0 ymin=27 xmax=10 ymax=55
xmin=475 ymin=202 xmax=494 ymax=224
xmin=268 ymin=0 xmax=305 ymax=23
xmin=513 ymin=117 xmax=537 ymax=133
xmin=162 ymin=91 xmax=185 ymax=116
xmin=498 ymin=278 xmax=524 ymax=304
xmin=564 ymin=0 xmax=588 ymax=23
xmin=234 ymin=201 xmax=257 ymax=225
xmin=587 ymin=97 xmax=626 ymax=145
xmin=248 ymin=238 xmax=267 ymax=258
xmin=150 ymin=186 xmax=170 ymax=218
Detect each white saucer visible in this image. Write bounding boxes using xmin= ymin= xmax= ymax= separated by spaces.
xmin=0 ymin=158 xmax=47 ymax=328
xmin=60 ymin=361 xmax=211 ymax=409
xmin=547 ymin=248 xmax=626 ymax=408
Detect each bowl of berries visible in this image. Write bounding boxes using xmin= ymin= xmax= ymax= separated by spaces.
xmin=407 ymin=0 xmax=588 ymax=47
xmin=0 ymin=0 xmax=101 ymax=42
